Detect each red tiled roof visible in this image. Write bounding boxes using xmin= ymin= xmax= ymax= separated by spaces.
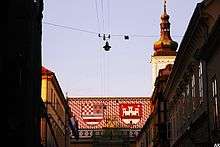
xmin=68 ymin=97 xmax=152 ymax=129
xmin=42 ymin=66 xmax=53 ymax=75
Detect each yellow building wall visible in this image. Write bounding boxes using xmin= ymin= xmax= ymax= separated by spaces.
xmin=41 ymin=74 xmax=70 ymax=147
xmin=41 ymin=78 xmax=47 ymax=102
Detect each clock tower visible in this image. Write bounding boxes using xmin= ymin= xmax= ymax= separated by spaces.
xmin=151 ymin=0 xmax=178 ymax=90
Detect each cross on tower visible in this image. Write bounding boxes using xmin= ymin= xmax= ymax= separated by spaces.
xmin=163 ymin=0 xmax=167 ymax=14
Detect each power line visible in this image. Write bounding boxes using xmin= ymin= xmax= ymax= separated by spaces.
xmin=100 ymin=0 xmax=105 ymax=32
xmin=43 ymin=21 xmax=183 ymax=38
xmin=43 ymin=22 xmax=98 ymax=35
xmin=107 ymin=0 xmax=110 ymax=33
xmin=94 ymin=0 xmax=101 ymax=33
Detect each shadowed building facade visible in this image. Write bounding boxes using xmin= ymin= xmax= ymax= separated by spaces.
xmin=136 ymin=65 xmax=172 ymax=147
xmin=7 ymin=0 xmax=43 ymax=146
xmin=136 ymin=0 xmax=220 ymax=146
xmin=164 ymin=0 xmax=220 ymax=146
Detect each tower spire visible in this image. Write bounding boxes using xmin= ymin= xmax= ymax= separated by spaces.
xmin=153 ymin=0 xmax=178 ymax=56
xmin=151 ymin=0 xmax=178 ymax=91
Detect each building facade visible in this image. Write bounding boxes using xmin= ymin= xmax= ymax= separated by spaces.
xmin=137 ymin=0 xmax=220 ymax=146
xmin=136 ymin=114 xmax=154 ymax=147
xmin=198 ymin=15 xmax=220 ymax=144
xmin=150 ymin=65 xmax=172 ymax=147
xmin=163 ymin=0 xmax=220 ymax=146
xmin=41 ymin=66 xmax=73 ymax=147
xmin=136 ymin=65 xmax=172 ymax=147
xmin=7 ymin=0 xmax=43 ymax=146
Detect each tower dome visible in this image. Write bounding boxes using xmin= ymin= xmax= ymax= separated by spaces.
xmin=153 ymin=0 xmax=178 ymax=56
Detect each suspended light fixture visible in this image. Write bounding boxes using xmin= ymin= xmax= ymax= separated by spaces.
xmin=103 ymin=41 xmax=111 ymax=51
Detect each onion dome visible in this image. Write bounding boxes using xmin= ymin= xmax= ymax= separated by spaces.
xmin=153 ymin=0 xmax=178 ymax=56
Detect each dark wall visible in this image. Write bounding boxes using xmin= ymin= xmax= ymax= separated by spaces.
xmin=7 ymin=0 xmax=43 ymax=146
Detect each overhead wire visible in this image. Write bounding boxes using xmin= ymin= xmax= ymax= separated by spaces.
xmin=43 ymin=1 xmax=184 ymax=97
xmin=98 ymin=0 xmax=110 ymax=96
xmin=107 ymin=0 xmax=110 ymax=34
xmin=43 ymin=21 xmax=183 ymax=38
xmin=94 ymin=0 xmax=106 ymax=96
xmin=100 ymin=0 xmax=105 ymax=32
xmin=100 ymin=0 xmax=105 ymax=96
xmin=106 ymin=0 xmax=110 ymax=96
xmin=94 ymin=0 xmax=102 ymax=96
xmin=95 ymin=0 xmax=111 ymax=96
xmin=106 ymin=48 xmax=110 ymax=96
xmin=101 ymin=0 xmax=105 ymax=96
xmin=43 ymin=21 xmax=97 ymax=35
xmin=94 ymin=0 xmax=101 ymax=33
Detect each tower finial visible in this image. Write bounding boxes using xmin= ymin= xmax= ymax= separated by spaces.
xmin=164 ymin=0 xmax=167 ymax=14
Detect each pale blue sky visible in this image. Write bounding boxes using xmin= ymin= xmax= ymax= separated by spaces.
xmin=42 ymin=0 xmax=202 ymax=97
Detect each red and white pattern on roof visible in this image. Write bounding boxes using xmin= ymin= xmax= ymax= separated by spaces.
xmin=68 ymin=97 xmax=152 ymax=129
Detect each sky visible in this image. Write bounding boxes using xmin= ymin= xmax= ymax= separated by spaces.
xmin=42 ymin=0 xmax=202 ymax=97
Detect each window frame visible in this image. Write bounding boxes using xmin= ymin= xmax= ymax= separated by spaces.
xmin=211 ymin=76 xmax=219 ymax=129
xmin=191 ymin=74 xmax=196 ymax=98
xmin=198 ymin=61 xmax=204 ymax=102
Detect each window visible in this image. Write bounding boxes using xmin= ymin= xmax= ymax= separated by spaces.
xmin=186 ymin=84 xmax=191 ymax=117
xmin=192 ymin=74 xmax=196 ymax=110
xmin=147 ymin=129 xmax=151 ymax=144
xmin=160 ymin=102 xmax=164 ymax=111
xmin=192 ymin=74 xmax=196 ymax=98
xmin=212 ymin=77 xmax=219 ymax=128
xmin=170 ymin=114 xmax=176 ymax=143
xmin=150 ymin=126 xmax=154 ymax=142
xmin=167 ymin=121 xmax=171 ymax=140
xmin=160 ymin=111 xmax=165 ymax=122
xmin=53 ymin=93 xmax=56 ymax=108
xmin=173 ymin=113 xmax=177 ymax=141
xmin=171 ymin=112 xmax=176 ymax=142
xmin=199 ymin=61 xmax=204 ymax=101
xmin=49 ymin=89 xmax=53 ymax=104
xmin=54 ymin=97 xmax=57 ymax=110
xmin=186 ymin=84 xmax=190 ymax=96
xmin=182 ymin=92 xmax=186 ymax=121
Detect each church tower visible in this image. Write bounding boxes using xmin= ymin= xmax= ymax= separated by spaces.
xmin=151 ymin=0 xmax=178 ymax=90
